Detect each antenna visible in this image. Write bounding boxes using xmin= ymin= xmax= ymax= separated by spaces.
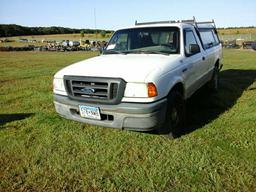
xmin=94 ymin=8 xmax=97 ymax=40
xmin=193 ymin=16 xmax=198 ymax=28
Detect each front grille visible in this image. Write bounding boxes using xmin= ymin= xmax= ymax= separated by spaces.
xmin=64 ymin=76 xmax=126 ymax=104
xmin=72 ymin=81 xmax=109 ymax=99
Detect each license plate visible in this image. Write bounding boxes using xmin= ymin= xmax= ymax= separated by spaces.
xmin=79 ymin=105 xmax=101 ymax=120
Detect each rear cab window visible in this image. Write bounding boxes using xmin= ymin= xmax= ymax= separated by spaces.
xmin=198 ymin=28 xmax=220 ymax=49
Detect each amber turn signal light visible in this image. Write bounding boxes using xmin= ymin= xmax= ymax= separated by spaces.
xmin=147 ymin=83 xmax=158 ymax=97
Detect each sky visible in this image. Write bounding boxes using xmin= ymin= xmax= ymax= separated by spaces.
xmin=0 ymin=0 xmax=256 ymax=30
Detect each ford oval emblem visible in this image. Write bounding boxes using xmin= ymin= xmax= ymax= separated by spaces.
xmin=81 ymin=88 xmax=95 ymax=95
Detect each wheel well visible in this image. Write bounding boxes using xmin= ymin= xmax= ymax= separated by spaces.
xmin=169 ymin=83 xmax=184 ymax=98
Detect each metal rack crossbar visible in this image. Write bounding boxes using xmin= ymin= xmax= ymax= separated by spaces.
xmin=135 ymin=16 xmax=216 ymax=28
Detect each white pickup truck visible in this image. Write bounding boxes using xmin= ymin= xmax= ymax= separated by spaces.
xmin=53 ymin=18 xmax=222 ymax=137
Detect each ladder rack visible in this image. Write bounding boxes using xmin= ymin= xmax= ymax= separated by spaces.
xmin=135 ymin=16 xmax=216 ymax=28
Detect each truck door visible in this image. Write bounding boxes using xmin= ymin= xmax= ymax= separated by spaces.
xmin=198 ymin=28 xmax=220 ymax=72
xmin=183 ymin=29 xmax=207 ymax=97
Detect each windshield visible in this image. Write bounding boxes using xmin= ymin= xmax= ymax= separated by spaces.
xmin=104 ymin=27 xmax=180 ymax=55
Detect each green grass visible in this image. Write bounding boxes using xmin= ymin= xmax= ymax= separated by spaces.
xmin=0 ymin=50 xmax=256 ymax=191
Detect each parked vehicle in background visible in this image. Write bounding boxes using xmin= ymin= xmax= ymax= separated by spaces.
xmin=251 ymin=42 xmax=256 ymax=50
xmin=53 ymin=17 xmax=222 ymax=138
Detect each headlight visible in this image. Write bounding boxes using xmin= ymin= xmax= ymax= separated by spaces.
xmin=124 ymin=83 xmax=157 ymax=98
xmin=53 ymin=78 xmax=67 ymax=95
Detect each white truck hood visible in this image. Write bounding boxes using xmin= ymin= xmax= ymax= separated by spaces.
xmin=55 ymin=54 xmax=180 ymax=82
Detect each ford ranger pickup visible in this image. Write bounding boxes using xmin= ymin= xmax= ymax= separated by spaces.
xmin=53 ymin=18 xmax=222 ymax=137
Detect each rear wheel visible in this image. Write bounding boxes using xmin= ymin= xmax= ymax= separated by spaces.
xmin=160 ymin=91 xmax=186 ymax=138
xmin=208 ymin=66 xmax=219 ymax=92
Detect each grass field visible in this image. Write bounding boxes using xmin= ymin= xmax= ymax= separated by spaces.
xmin=0 ymin=33 xmax=110 ymax=47
xmin=218 ymin=28 xmax=256 ymax=35
xmin=1 ymin=28 xmax=256 ymax=47
xmin=0 ymin=42 xmax=48 ymax=48
xmin=218 ymin=28 xmax=256 ymax=41
xmin=0 ymin=50 xmax=256 ymax=191
xmin=0 ymin=33 xmax=111 ymax=41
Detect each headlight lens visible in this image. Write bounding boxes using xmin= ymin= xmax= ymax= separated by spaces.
xmin=53 ymin=78 xmax=66 ymax=95
xmin=124 ymin=83 xmax=157 ymax=98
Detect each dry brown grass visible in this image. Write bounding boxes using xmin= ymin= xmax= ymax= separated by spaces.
xmin=218 ymin=28 xmax=256 ymax=35
xmin=0 ymin=33 xmax=112 ymax=42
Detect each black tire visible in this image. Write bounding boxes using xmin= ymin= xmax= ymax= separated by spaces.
xmin=160 ymin=91 xmax=186 ymax=138
xmin=208 ymin=66 xmax=219 ymax=92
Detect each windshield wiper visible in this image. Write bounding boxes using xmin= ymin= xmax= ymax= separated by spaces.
xmin=103 ymin=50 xmax=126 ymax=55
xmin=103 ymin=50 xmax=170 ymax=56
xmin=124 ymin=50 xmax=170 ymax=56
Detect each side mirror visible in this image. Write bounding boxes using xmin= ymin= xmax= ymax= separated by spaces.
xmin=189 ymin=44 xmax=200 ymax=55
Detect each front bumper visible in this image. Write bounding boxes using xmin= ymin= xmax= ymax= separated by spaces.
xmin=54 ymin=94 xmax=167 ymax=131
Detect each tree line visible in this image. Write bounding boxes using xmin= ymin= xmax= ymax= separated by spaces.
xmin=0 ymin=24 xmax=113 ymax=37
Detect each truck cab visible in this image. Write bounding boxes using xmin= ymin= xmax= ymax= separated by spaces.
xmin=53 ymin=18 xmax=222 ymax=137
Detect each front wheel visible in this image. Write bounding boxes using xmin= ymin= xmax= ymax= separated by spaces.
xmin=159 ymin=91 xmax=186 ymax=138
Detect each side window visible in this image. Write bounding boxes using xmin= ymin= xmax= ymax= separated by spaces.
xmin=199 ymin=29 xmax=219 ymax=49
xmin=184 ymin=30 xmax=200 ymax=56
xmin=212 ymin=29 xmax=220 ymax=45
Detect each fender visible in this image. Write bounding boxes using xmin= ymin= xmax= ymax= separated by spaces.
xmin=157 ymin=73 xmax=185 ymax=100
